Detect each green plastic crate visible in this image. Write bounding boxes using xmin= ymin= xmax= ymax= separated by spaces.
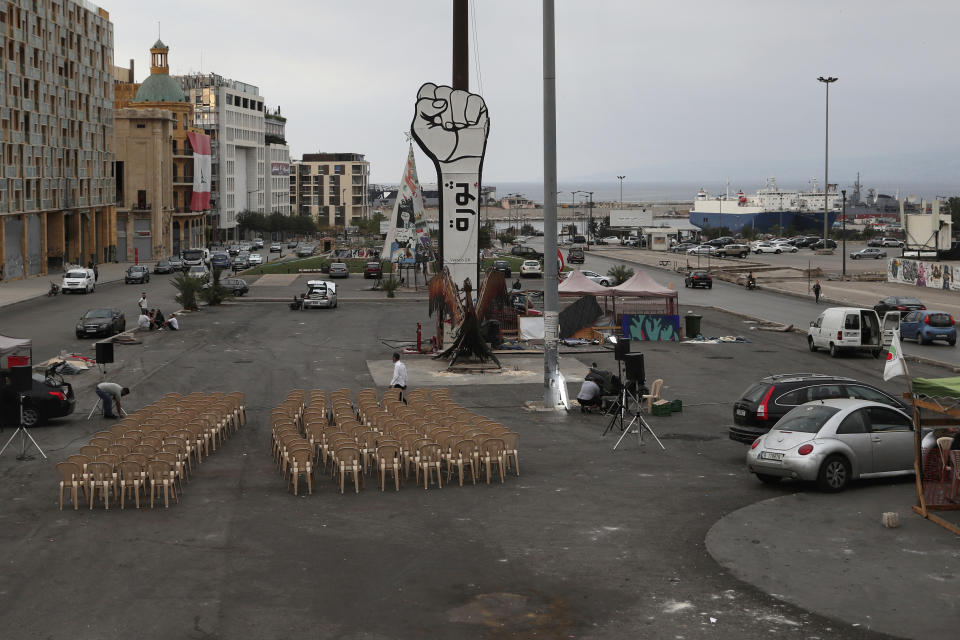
xmin=670 ymin=399 xmax=682 ymax=413
xmin=651 ymin=402 xmax=672 ymax=417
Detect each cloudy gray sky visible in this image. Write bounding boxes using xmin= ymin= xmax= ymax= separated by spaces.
xmin=109 ymin=0 xmax=959 ymax=190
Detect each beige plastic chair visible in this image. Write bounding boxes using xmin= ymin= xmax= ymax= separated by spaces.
xmin=377 ymin=444 xmax=402 ymax=492
xmin=642 ymin=379 xmax=664 ymax=412
xmin=56 ymin=462 xmax=82 ymax=511
xmin=86 ymin=461 xmax=113 ymax=510
xmin=288 ymin=448 xmax=313 ymax=496
xmin=119 ymin=461 xmax=143 ymax=509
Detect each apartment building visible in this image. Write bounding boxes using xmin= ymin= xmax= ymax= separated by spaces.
xmin=179 ymin=72 xmax=265 ymax=240
xmin=264 ymin=108 xmax=289 ymax=215
xmin=0 ymin=0 xmax=116 ymax=280
xmin=289 ymin=153 xmax=369 ymax=227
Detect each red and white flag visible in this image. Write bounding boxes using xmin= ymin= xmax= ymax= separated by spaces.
xmin=883 ymin=330 xmax=906 ymax=381
xmin=187 ymin=132 xmax=212 ymax=211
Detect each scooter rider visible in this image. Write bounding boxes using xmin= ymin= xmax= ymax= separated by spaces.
xmin=746 ymin=271 xmax=756 ymax=289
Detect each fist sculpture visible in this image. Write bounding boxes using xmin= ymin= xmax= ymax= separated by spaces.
xmin=412 ymin=83 xmax=489 ymax=174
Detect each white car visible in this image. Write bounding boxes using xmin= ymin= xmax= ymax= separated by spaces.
xmin=248 ymin=253 xmax=263 ymax=265
xmin=600 ymin=236 xmax=621 ymax=245
xmin=187 ymin=265 xmax=208 ymax=279
xmin=753 ymin=242 xmax=782 ymax=254
xmin=581 ymin=270 xmax=611 ymax=286
xmin=773 ymin=242 xmax=799 ymax=253
xmin=62 ymin=268 xmax=96 ymax=294
xmin=301 ymin=280 xmax=338 ymax=309
xmin=687 ymin=244 xmax=718 ymax=256
xmin=520 ymin=260 xmax=543 ymax=278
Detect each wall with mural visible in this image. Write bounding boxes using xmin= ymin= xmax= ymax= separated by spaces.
xmin=623 ymin=314 xmax=681 ymax=341
xmin=888 ymin=258 xmax=959 ymax=291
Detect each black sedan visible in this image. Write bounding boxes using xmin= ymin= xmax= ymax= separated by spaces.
xmin=493 ymin=260 xmax=512 ymax=277
xmin=154 ymin=259 xmax=175 ymax=274
xmin=809 ymin=239 xmax=838 ymax=250
xmin=13 ymin=374 xmax=77 ymax=427
xmin=850 ymin=248 xmax=887 ymax=260
xmin=125 ymin=265 xmax=150 ymax=284
xmin=684 ymin=270 xmax=713 ymax=289
xmin=874 ymin=296 xmax=926 ymax=316
xmin=76 ymin=308 xmax=126 ymax=338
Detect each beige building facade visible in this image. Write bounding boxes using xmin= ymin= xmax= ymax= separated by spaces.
xmin=289 ymin=153 xmax=369 ymax=227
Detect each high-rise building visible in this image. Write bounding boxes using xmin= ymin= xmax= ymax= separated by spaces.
xmin=289 ymin=153 xmax=369 ymax=227
xmin=179 ymin=73 xmax=265 ymax=240
xmin=113 ymin=40 xmax=206 ymax=259
xmin=264 ymin=107 xmax=289 ymax=216
xmin=1 ymin=0 xmax=116 ymax=280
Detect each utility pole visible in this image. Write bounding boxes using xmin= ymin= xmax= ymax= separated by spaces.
xmin=453 ymin=0 xmax=469 ymax=90
xmin=818 ymin=76 xmax=837 ymax=251
xmin=543 ymin=0 xmax=560 ymax=409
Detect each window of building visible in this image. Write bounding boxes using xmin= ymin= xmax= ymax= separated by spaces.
xmin=136 ymin=123 xmax=145 ymax=129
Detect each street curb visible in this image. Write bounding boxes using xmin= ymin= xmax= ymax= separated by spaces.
xmin=0 ymin=274 xmax=126 ymax=311
xmin=239 ymin=296 xmax=429 ymax=303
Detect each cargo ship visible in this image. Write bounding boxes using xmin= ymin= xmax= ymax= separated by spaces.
xmin=690 ymin=177 xmax=840 ymax=232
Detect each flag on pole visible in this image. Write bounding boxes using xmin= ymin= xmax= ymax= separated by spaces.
xmin=883 ymin=330 xmax=906 ymax=381
xmin=187 ymin=132 xmax=212 ymax=211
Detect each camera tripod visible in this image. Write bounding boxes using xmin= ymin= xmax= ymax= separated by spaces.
xmin=0 ymin=399 xmax=47 ymax=460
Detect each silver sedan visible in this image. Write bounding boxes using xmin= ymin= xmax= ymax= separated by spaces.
xmin=687 ymin=244 xmax=718 ymax=256
xmin=746 ymin=398 xmax=916 ymax=492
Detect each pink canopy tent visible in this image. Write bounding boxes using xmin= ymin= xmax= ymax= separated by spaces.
xmin=609 ymin=270 xmax=679 ymax=318
xmin=558 ymin=270 xmax=612 ymax=296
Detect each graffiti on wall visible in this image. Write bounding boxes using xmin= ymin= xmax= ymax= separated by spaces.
xmin=623 ymin=314 xmax=681 ymax=341
xmin=888 ymin=258 xmax=959 ymax=291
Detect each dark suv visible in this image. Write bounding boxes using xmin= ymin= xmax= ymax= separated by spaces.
xmin=511 ymin=246 xmax=543 ymax=261
xmin=729 ymin=373 xmax=906 ymax=443
xmin=567 ymin=247 xmax=585 ymax=264
xmin=684 ymin=270 xmax=712 ymax=289
xmin=492 ymin=260 xmax=512 ymax=277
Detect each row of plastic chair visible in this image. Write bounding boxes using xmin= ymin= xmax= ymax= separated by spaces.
xmin=56 ymin=392 xmax=245 ymax=510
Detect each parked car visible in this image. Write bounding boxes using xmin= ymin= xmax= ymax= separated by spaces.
xmin=210 ymin=252 xmax=232 ymax=270
xmin=809 ymin=239 xmax=838 ymax=250
xmin=752 ymin=242 xmax=783 ymax=254
xmin=301 ymin=280 xmax=337 ymax=309
xmin=729 ymin=372 xmax=907 ymax=444
xmin=248 ymin=253 xmax=263 ymax=265
xmin=13 ymin=372 xmax=77 ymax=427
xmin=850 ymin=248 xmax=887 ymax=260
xmin=567 ymin=247 xmax=585 ymax=264
xmin=153 ymin=259 xmax=175 ymax=274
xmin=705 ymin=236 xmax=735 ymax=248
xmin=228 ymin=245 xmax=241 ymax=257
xmin=880 ymin=237 xmax=904 ymax=248
xmin=874 ymin=296 xmax=925 ymax=316
xmin=746 ymin=399 xmax=918 ymax=491
xmin=511 ymin=245 xmax=544 ymax=260
xmin=772 ymin=242 xmax=799 ymax=253
xmin=716 ymin=244 xmax=750 ymax=258
xmin=297 ymin=245 xmax=315 ymax=257
xmin=687 ymin=244 xmax=718 ymax=256
xmin=167 ymin=255 xmax=185 ymax=271
xmin=252 ymin=238 xmax=264 ymax=249
xmin=270 ymin=242 xmax=283 ymax=253
xmin=219 ymin=277 xmax=249 ymax=297
xmin=493 ymin=260 xmax=512 ymax=277
xmin=364 ymin=261 xmax=383 ymax=279
xmin=328 ymin=262 xmax=349 ymax=278
xmin=600 ymin=236 xmax=620 ymax=245
xmin=808 ymin=307 xmax=883 ymax=358
xmin=580 ymin=270 xmax=611 ymax=286
xmin=287 ymin=241 xmax=299 ymax=249
xmin=75 ymin=308 xmax=126 ymax=339
xmin=239 ymin=243 xmax=252 ymax=252
xmin=187 ymin=265 xmax=208 ymax=279
xmin=520 ymin=260 xmax=543 ymax=278
xmin=232 ymin=253 xmax=250 ymax=270
xmin=899 ymin=310 xmax=956 ymax=346
xmin=670 ymin=242 xmax=696 ymax=254
xmin=124 ymin=265 xmax=150 ymax=284
xmin=684 ymin=270 xmax=713 ymax=289
xmin=61 ymin=268 xmax=96 ymax=294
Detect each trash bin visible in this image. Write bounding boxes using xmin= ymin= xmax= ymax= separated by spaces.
xmin=684 ymin=314 xmax=702 ymax=338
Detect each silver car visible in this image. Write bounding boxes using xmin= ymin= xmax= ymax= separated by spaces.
xmin=301 ymin=280 xmax=337 ymax=309
xmin=746 ymin=398 xmax=916 ymax=492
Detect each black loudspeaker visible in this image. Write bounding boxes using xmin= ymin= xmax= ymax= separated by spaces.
xmin=10 ymin=365 xmax=32 ymax=392
xmin=95 ymin=341 xmax=114 ymax=365
xmin=623 ymin=353 xmax=645 ymax=385
xmin=614 ymin=338 xmax=631 ymax=361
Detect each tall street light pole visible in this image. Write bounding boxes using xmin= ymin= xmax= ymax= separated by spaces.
xmin=586 ymin=191 xmax=594 ymax=249
xmin=617 ymin=175 xmax=625 ymax=208
xmin=542 ymin=0 xmax=560 ymax=409
xmin=841 ymin=189 xmax=847 ymax=278
xmin=818 ymin=76 xmax=837 ymax=251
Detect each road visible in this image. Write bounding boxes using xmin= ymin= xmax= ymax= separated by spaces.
xmin=520 ymin=237 xmax=960 ymax=369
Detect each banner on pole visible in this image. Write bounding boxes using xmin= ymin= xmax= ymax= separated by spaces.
xmin=381 ymin=145 xmax=430 ymax=266
xmin=187 ymin=132 xmax=212 ymax=211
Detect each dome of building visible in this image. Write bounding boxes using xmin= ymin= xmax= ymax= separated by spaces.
xmin=133 ymin=73 xmax=185 ymax=103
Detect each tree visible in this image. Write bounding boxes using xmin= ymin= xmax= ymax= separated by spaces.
xmin=497 ymin=231 xmax=516 ymax=246
xmin=520 ymin=222 xmax=536 ymax=236
xmin=356 ymin=212 xmax=386 ymax=235
xmin=606 ymin=265 xmax=634 ymax=286
xmin=237 ymin=210 xmax=267 ymax=236
xmin=478 ymin=221 xmax=495 ymax=249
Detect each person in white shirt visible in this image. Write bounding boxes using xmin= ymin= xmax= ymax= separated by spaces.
xmin=164 ymin=315 xmax=179 ymax=331
xmin=137 ymin=313 xmax=151 ymax=330
xmin=390 ymin=352 xmax=408 ymax=402
xmin=577 ymin=379 xmax=601 ymax=413
xmin=138 ymin=292 xmax=148 ymax=314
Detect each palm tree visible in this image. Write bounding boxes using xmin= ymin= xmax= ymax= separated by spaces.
xmin=606 ymin=265 xmax=634 ymax=286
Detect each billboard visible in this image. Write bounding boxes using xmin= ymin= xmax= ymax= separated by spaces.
xmin=610 ymin=208 xmax=653 ymax=228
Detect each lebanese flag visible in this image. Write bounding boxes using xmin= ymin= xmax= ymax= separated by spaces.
xmin=188 ymin=132 xmax=212 ymax=211
xmin=883 ymin=330 xmax=906 ymax=381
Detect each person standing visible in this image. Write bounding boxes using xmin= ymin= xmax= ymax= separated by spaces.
xmin=812 ymin=280 xmax=822 ymax=304
xmin=96 ymin=382 xmax=129 ymax=419
xmin=390 ymin=352 xmax=408 ymax=402
xmin=138 ymin=292 xmax=148 ymax=314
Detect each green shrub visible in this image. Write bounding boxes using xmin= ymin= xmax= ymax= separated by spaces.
xmin=198 ymin=268 xmax=228 ymax=306
xmin=381 ymin=275 xmax=400 ymax=298
xmin=606 ymin=264 xmax=634 ymax=286
xmin=171 ymin=272 xmax=203 ymax=311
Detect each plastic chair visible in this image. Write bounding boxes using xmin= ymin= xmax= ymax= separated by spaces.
xmin=641 ymin=379 xmax=664 ymax=412
xmin=56 ymin=462 xmax=82 ymax=511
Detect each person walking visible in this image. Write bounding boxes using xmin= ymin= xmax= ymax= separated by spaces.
xmin=390 ymin=352 xmax=408 ymax=403
xmin=812 ymin=280 xmax=822 ymax=304
xmin=95 ymin=382 xmax=129 ymax=419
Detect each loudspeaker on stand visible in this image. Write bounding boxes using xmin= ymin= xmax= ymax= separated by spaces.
xmin=10 ymin=365 xmax=32 ymax=392
xmin=95 ymin=341 xmax=114 ymax=365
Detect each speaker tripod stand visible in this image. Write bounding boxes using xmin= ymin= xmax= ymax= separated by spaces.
xmin=0 ymin=400 xmax=47 ymax=460
xmin=602 ymin=382 xmax=665 ymax=452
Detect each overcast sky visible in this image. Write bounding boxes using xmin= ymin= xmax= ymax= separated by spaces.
xmin=108 ymin=0 xmax=960 ymax=190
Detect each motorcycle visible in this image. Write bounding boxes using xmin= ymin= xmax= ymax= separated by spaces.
xmin=746 ymin=277 xmax=757 ymax=290
xmin=48 ymin=282 xmax=60 ymax=296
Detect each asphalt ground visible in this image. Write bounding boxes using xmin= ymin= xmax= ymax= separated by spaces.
xmin=1 ymin=294 xmax=952 ymax=639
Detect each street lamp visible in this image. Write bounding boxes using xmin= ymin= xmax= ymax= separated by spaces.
xmin=841 ymin=188 xmax=847 ymax=278
xmin=817 ymin=76 xmax=838 ymax=251
xmin=617 ymin=175 xmax=625 ymax=209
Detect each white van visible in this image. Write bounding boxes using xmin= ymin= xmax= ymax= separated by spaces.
xmin=61 ymin=267 xmax=96 ymax=294
xmin=808 ymin=307 xmax=883 ymax=358
xmin=181 ymin=248 xmax=209 ymax=267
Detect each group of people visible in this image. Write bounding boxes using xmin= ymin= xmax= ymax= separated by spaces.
xmin=137 ymin=292 xmax=178 ymax=331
